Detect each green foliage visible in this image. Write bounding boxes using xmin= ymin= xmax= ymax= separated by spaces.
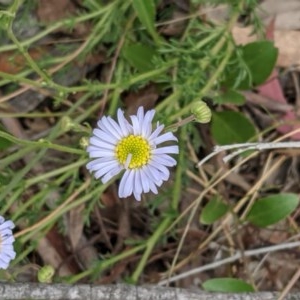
xmin=0 ymin=127 xmax=12 ymax=150
xmin=0 ymin=0 xmax=293 ymax=288
xmin=246 ymin=193 xmax=299 ymax=227
xmin=211 ymin=111 xmax=256 ymax=144
xmin=203 ymin=278 xmax=255 ymax=292
xmin=131 ymin=0 xmax=160 ymax=43
xmin=200 ymin=195 xmax=229 ymax=225
xmin=214 ymin=90 xmax=245 ymax=105
xmin=224 ymin=41 xmax=278 ymax=89
xmin=122 ymin=43 xmax=157 ymax=72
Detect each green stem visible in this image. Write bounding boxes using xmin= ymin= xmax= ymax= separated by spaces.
xmin=0 ymin=148 xmax=47 ymax=204
xmin=7 ymin=1 xmax=53 ymax=85
xmin=67 ymin=243 xmax=146 ymax=283
xmin=0 ymin=3 xmax=115 ymax=53
xmin=24 ymin=159 xmax=87 ymax=187
xmin=130 ymin=217 xmax=172 ymax=283
xmin=130 ymin=129 xmax=184 ymax=283
xmin=0 ymin=131 xmax=85 ymax=155
xmin=0 ymin=145 xmax=36 ymax=169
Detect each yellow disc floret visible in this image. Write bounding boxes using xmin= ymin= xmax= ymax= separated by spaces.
xmin=115 ymin=135 xmax=151 ymax=169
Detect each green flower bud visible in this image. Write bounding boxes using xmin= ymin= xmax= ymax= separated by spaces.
xmin=80 ymin=137 xmax=89 ymax=149
xmin=38 ymin=265 xmax=55 ymax=283
xmin=61 ymin=116 xmax=74 ymax=132
xmin=191 ymin=101 xmax=212 ymax=123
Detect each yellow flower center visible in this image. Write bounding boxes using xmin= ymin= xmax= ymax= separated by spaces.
xmin=115 ymin=135 xmax=151 ymax=169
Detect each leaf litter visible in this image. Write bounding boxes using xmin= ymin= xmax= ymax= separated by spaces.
xmin=1 ymin=0 xmax=300 ymax=295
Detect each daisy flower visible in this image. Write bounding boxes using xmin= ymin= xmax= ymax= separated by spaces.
xmin=86 ymin=107 xmax=179 ymax=200
xmin=0 ymin=216 xmax=16 ymax=269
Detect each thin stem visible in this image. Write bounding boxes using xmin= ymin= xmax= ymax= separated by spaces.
xmin=0 ymin=3 xmax=115 ymax=53
xmin=67 ymin=243 xmax=146 ymax=283
xmin=0 ymin=131 xmax=85 ymax=155
xmin=159 ymin=241 xmax=300 ymax=285
xmin=130 ymin=218 xmax=171 ymax=283
xmin=130 ymin=129 xmax=185 ymax=283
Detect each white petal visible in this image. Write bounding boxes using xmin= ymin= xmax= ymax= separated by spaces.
xmin=88 ymin=150 xmax=114 ymax=158
xmin=0 ymin=229 xmax=14 ymax=237
xmin=148 ymin=179 xmax=158 ymax=194
xmin=148 ymin=124 xmax=164 ymax=141
xmin=101 ymin=165 xmax=123 ymax=183
xmin=87 ymin=159 xmax=117 ymax=173
xmin=94 ymin=161 xmax=119 ymax=180
xmin=119 ymin=170 xmax=133 ymax=198
xmin=140 ymin=168 xmax=150 ymax=193
xmin=152 ymin=132 xmax=178 ymax=145
xmin=93 ymin=129 xmax=117 ymax=145
xmin=117 ymin=109 xmax=132 ymax=136
xmin=0 ymin=245 xmax=14 ymax=253
xmin=130 ymin=115 xmax=141 ymax=135
xmin=0 ymin=254 xmax=12 ymax=264
xmin=151 ymin=154 xmax=177 ymax=167
xmin=145 ymin=165 xmax=163 ymax=186
xmin=123 ymin=170 xmax=135 ymax=197
xmin=0 ymin=260 xmax=9 ymax=269
xmin=107 ymin=117 xmax=125 ymax=137
xmin=152 ymin=146 xmax=179 ymax=155
xmin=134 ymin=169 xmax=143 ymax=196
xmin=87 ymin=146 xmax=115 ymax=154
xmin=141 ymin=109 xmax=155 ymax=138
xmin=149 ymin=162 xmax=170 ymax=181
xmin=136 ymin=106 xmax=144 ymax=127
xmin=133 ymin=191 xmax=141 ymax=201
xmin=0 ymin=221 xmax=14 ymax=231
xmin=86 ymin=157 xmax=116 ymax=169
xmin=100 ymin=117 xmax=122 ymax=140
xmin=118 ymin=170 xmax=131 ymax=198
xmin=2 ymin=236 xmax=15 ymax=244
xmin=89 ymin=137 xmax=115 ymax=150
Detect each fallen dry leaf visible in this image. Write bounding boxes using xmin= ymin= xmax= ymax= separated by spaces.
xmin=255 ymin=21 xmax=300 ymax=140
xmin=37 ymin=0 xmax=77 ymax=23
xmin=66 ymin=204 xmax=85 ymax=250
xmin=0 ymin=47 xmax=45 ymax=74
xmin=37 ymin=0 xmax=89 ymax=36
xmin=258 ymin=0 xmax=300 ymax=30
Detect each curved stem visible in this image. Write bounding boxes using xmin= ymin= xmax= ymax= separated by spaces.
xmin=130 ymin=128 xmax=185 ymax=283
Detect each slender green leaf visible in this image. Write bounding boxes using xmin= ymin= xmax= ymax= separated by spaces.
xmin=246 ymin=193 xmax=299 ymax=227
xmin=0 ymin=127 xmax=12 ymax=150
xmin=211 ymin=111 xmax=256 ymax=145
xmin=132 ymin=0 xmax=160 ymax=42
xmin=200 ymin=195 xmax=229 ymax=225
xmin=203 ymin=278 xmax=255 ymax=292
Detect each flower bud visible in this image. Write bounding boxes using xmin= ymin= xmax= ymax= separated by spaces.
xmin=61 ymin=116 xmax=74 ymax=132
xmin=191 ymin=101 xmax=212 ymax=123
xmin=80 ymin=137 xmax=89 ymax=149
xmin=38 ymin=265 xmax=55 ymax=283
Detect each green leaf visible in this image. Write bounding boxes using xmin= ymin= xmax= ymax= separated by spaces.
xmin=246 ymin=193 xmax=299 ymax=227
xmin=200 ymin=195 xmax=229 ymax=225
xmin=211 ymin=111 xmax=256 ymax=145
xmin=131 ymin=0 xmax=160 ymax=43
xmin=122 ymin=43 xmax=157 ymax=72
xmin=0 ymin=127 xmax=12 ymax=150
xmin=225 ymin=41 xmax=278 ymax=89
xmin=0 ymin=171 xmax=12 ymax=186
xmin=214 ymin=90 xmax=245 ymax=106
xmin=203 ymin=278 xmax=255 ymax=293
